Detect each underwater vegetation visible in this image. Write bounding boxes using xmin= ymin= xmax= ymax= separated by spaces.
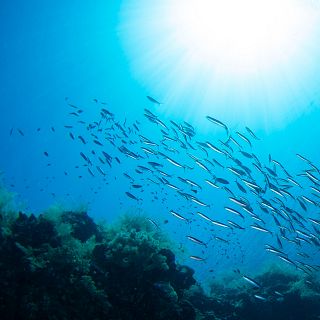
xmin=205 ymin=265 xmax=320 ymax=320
xmin=0 ymin=185 xmax=320 ymax=319
xmin=0 ymin=185 xmax=197 ymax=320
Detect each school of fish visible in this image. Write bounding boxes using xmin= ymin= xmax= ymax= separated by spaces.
xmin=10 ymin=96 xmax=320 ymax=301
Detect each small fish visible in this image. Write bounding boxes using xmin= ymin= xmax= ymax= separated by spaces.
xmin=250 ymin=224 xmax=272 ymax=234
xmin=195 ymin=160 xmax=210 ymax=173
xmin=308 ymin=218 xmax=320 ymax=226
xmin=148 ymin=161 xmax=163 ymax=168
xmin=224 ymin=186 xmax=236 ymax=197
xmin=228 ymin=167 xmax=245 ymax=177
xmin=206 ymin=142 xmax=224 ymax=154
xmin=254 ymin=295 xmax=267 ymax=301
xmin=214 ymin=236 xmax=228 ymax=243
xmin=186 ymin=236 xmax=207 ymax=247
xmin=141 ymin=147 xmax=158 ymax=155
xmin=206 ymin=116 xmax=229 ymax=135
xmin=235 ymin=180 xmax=247 ymax=193
xmin=265 ymin=244 xmax=285 ymax=255
xmin=123 ymin=173 xmax=134 ymax=181
xmin=137 ymin=166 xmax=153 ymax=175
xmin=240 ymin=151 xmax=253 ymax=159
xmin=297 ymin=197 xmax=307 ymax=211
xmin=163 ymin=155 xmax=185 ymax=169
xmin=245 ymin=127 xmax=260 ymax=140
xmin=96 ymin=166 xmax=106 ymax=176
xmin=125 ymin=192 xmax=139 ymax=201
xmin=67 ymin=103 xmax=78 ymax=108
xmin=205 ymin=179 xmax=220 ymax=189
xmin=225 ymin=207 xmax=244 ymax=219
xmin=229 ymin=136 xmax=241 ymax=148
xmin=229 ymin=197 xmax=247 ymax=207
xmin=228 ymin=220 xmax=245 ymax=230
xmin=102 ymin=151 xmax=112 ymax=161
xmin=287 ymin=177 xmax=301 ymax=188
xmin=93 ymin=139 xmax=103 ymax=146
xmin=242 ymin=275 xmax=261 ymax=288
xmin=170 ymin=210 xmax=188 ymax=222
xmin=146 ymin=218 xmax=159 ymax=228
xmin=305 ymin=170 xmax=319 ymax=182
xmin=189 ymin=255 xmax=206 ymax=261
xmin=132 ymin=184 xmax=143 ymax=188
xmin=147 ymin=96 xmax=162 ymax=105
xmin=80 ymin=152 xmax=88 ymax=162
xmin=210 ymin=220 xmax=230 ymax=228
xmin=236 ymin=132 xmax=252 ymax=147
xmin=78 ymin=136 xmax=86 ymax=144
xmin=277 ymin=255 xmax=296 ymax=267
xmin=191 ymin=197 xmax=210 ymax=207
xmin=185 ymin=178 xmax=202 ymax=189
xmin=87 ymin=168 xmax=95 ymax=177
xmin=133 ymin=123 xmax=140 ymax=131
xmin=212 ymin=159 xmax=224 ymax=168
xmin=196 ymin=211 xmax=214 ymax=222
xmin=265 ymin=166 xmax=277 ymax=177
xmin=296 ymin=153 xmax=311 ymax=163
xmin=215 ymin=177 xmax=229 ymax=185
xmin=301 ymin=195 xmax=316 ymax=206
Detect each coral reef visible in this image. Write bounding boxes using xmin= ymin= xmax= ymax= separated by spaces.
xmin=0 ymin=190 xmax=197 ymax=320
xmin=0 ymin=185 xmax=319 ymax=319
xmin=202 ymin=265 xmax=320 ymax=320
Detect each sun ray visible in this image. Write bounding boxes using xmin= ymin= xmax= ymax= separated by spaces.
xmin=118 ymin=0 xmax=320 ymax=130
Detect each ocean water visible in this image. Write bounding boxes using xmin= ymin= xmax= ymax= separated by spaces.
xmin=1 ymin=1 xmax=320 ymax=319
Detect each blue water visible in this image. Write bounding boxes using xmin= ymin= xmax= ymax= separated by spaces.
xmin=1 ymin=0 xmax=320 ymax=286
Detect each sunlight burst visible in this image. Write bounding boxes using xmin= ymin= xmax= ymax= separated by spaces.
xmin=119 ymin=0 xmax=320 ymax=129
xmin=170 ymin=0 xmax=306 ymax=75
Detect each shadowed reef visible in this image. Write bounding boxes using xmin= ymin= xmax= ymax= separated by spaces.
xmin=0 ymin=185 xmax=319 ymax=320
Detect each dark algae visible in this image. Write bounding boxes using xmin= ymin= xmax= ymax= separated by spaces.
xmin=0 ymin=185 xmax=319 ymax=319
